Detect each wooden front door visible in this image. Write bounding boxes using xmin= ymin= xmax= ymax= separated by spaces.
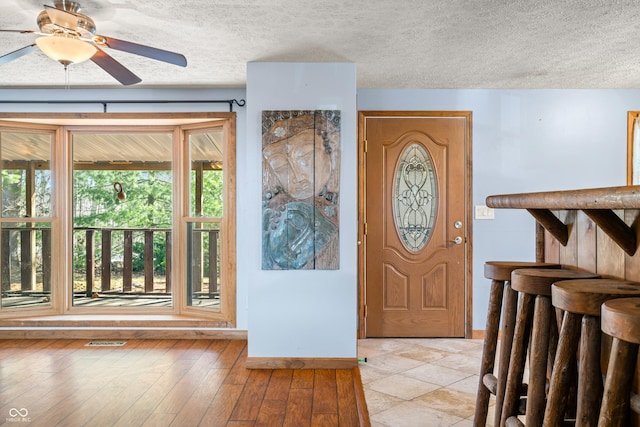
xmin=360 ymin=112 xmax=471 ymax=337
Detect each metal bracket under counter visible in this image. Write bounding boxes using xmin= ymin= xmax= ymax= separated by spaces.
xmin=486 ymin=185 xmax=640 ymax=256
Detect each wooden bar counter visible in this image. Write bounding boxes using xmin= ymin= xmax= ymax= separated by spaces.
xmin=486 ymin=185 xmax=640 ymax=425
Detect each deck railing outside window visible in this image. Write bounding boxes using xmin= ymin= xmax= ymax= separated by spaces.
xmin=1 ymin=226 xmax=220 ymax=308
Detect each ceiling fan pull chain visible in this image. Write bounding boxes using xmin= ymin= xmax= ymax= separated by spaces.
xmin=64 ymin=64 xmax=69 ymax=89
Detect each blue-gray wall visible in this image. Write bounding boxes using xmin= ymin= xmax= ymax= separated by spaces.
xmin=358 ymin=89 xmax=635 ymax=329
xmin=0 ymin=85 xmax=637 ymax=344
xmin=244 ymin=63 xmax=358 ymax=358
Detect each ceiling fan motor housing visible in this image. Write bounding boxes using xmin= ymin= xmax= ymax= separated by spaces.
xmin=54 ymin=1 xmax=82 ymax=13
xmin=38 ymin=2 xmax=96 ymax=38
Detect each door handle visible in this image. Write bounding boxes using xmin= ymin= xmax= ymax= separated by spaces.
xmin=450 ymin=236 xmax=463 ymax=245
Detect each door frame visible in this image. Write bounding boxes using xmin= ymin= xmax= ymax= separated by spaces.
xmin=357 ymin=111 xmax=473 ymax=339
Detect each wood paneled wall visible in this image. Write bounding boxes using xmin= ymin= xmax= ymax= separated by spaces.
xmin=542 ymin=209 xmax=640 ymax=280
xmin=542 ymin=208 xmax=640 ymax=426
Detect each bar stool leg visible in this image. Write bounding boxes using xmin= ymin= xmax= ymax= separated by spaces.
xmin=524 ymin=295 xmax=552 ymax=426
xmin=576 ymin=315 xmax=603 ymax=426
xmin=474 ymin=279 xmax=505 ymax=427
xmin=598 ymin=338 xmax=639 ymax=427
xmin=544 ymin=311 xmax=582 ymax=426
xmin=547 ymin=309 xmax=559 ymax=380
xmin=501 ymin=292 xmax=535 ymax=426
xmin=494 ymin=283 xmax=518 ymax=427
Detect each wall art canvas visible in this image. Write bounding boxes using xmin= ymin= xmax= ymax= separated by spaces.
xmin=262 ymin=110 xmax=341 ymax=270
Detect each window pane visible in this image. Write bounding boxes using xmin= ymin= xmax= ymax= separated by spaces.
xmin=1 ymin=131 xmax=52 ymax=218
xmin=72 ymin=133 xmax=173 ymax=308
xmin=186 ymin=221 xmax=220 ymax=310
xmin=393 ymin=143 xmax=437 ymax=252
xmin=189 ymin=130 xmax=224 ymax=217
xmin=1 ymin=222 xmax=52 ymax=309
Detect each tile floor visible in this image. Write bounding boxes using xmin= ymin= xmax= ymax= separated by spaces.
xmin=358 ymin=337 xmax=495 ymax=427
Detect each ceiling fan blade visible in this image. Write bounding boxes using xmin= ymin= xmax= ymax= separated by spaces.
xmin=44 ymin=5 xmax=81 ymax=31
xmin=96 ymin=36 xmax=187 ymax=67
xmin=91 ymin=49 xmax=141 ymax=85
xmin=0 ymin=29 xmax=36 ymax=34
xmin=0 ymin=44 xmax=38 ymax=66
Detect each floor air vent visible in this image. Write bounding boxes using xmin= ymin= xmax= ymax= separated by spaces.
xmin=85 ymin=341 xmax=127 ymax=347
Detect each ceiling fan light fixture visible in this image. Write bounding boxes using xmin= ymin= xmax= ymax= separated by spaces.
xmin=35 ymin=35 xmax=97 ymax=65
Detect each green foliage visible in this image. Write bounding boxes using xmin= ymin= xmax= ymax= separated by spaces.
xmin=74 ymin=170 xmax=173 ymax=228
xmin=2 ymin=170 xmax=25 ymax=217
xmin=131 ymin=241 xmax=145 ymax=272
xmin=72 ymin=168 xmax=223 ymax=278
xmin=2 ymin=169 xmax=23 ymax=185
xmin=191 ymin=170 xmax=224 ymax=217
xmin=2 ymin=169 xmax=51 ymax=218
xmin=154 ymin=233 xmax=168 ymax=275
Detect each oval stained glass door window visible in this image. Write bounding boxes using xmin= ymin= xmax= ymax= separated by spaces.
xmin=393 ymin=143 xmax=438 ymax=252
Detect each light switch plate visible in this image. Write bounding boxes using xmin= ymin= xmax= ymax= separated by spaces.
xmin=475 ymin=205 xmax=495 ymax=220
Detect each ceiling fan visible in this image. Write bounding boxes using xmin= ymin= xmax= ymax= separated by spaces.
xmin=0 ymin=0 xmax=187 ymax=85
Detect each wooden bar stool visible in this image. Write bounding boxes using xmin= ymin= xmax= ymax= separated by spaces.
xmin=501 ymin=268 xmax=599 ymax=427
xmin=543 ymin=279 xmax=640 ymax=427
xmin=474 ymin=261 xmax=561 ymax=427
xmin=598 ymin=297 xmax=640 ymax=427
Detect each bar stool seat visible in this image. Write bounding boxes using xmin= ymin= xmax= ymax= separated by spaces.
xmin=598 ymin=298 xmax=640 ymax=426
xmin=543 ymin=279 xmax=640 ymax=427
xmin=474 ymin=262 xmax=560 ymax=427
xmin=502 ymin=268 xmax=599 ymax=427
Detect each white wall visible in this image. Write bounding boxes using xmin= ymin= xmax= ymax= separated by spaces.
xmin=244 ymin=63 xmax=358 ymax=358
xmin=358 ymin=89 xmax=639 ymax=330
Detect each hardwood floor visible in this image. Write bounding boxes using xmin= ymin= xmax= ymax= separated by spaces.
xmin=0 ymin=339 xmax=369 ymax=426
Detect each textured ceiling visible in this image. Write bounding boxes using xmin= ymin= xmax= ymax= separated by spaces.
xmin=1 ymin=0 xmax=640 ymax=89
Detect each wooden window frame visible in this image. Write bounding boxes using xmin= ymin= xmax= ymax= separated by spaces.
xmin=627 ymin=112 xmax=640 ymax=185
xmin=0 ymin=113 xmax=236 ymax=327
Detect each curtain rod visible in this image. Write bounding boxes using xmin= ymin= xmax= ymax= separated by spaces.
xmin=0 ymin=99 xmax=246 ymax=113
